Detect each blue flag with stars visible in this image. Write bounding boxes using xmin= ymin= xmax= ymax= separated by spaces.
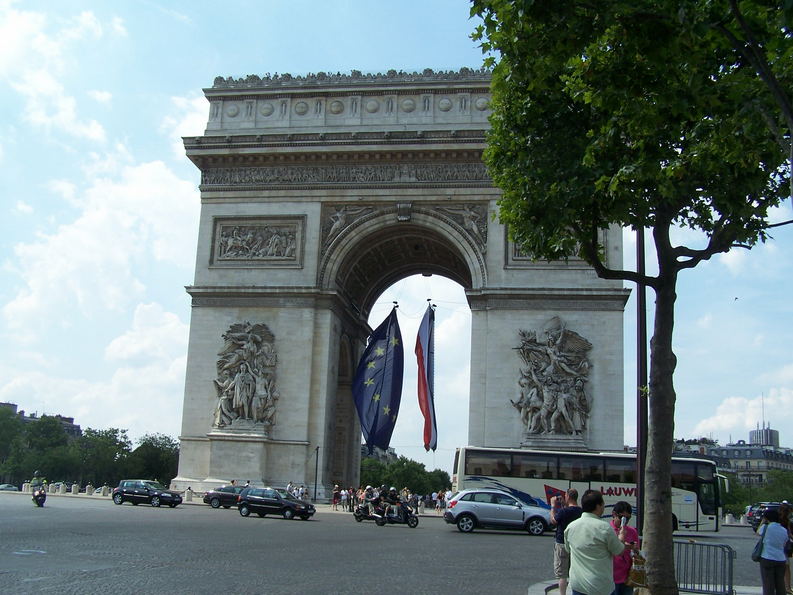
xmin=352 ymin=306 xmax=404 ymax=454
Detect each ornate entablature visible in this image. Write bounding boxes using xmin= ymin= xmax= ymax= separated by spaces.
xmin=213 ymin=322 xmax=280 ymax=435
xmin=209 ymin=216 xmax=305 ymax=268
xmin=198 ymin=69 xmax=492 ymax=134
xmin=505 ymin=228 xmax=610 ymax=270
xmin=511 ymin=317 xmax=593 ymax=439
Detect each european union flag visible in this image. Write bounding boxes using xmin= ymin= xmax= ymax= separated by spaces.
xmin=352 ymin=306 xmax=404 ymax=454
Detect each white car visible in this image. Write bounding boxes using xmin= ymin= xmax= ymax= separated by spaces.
xmin=0 ymin=484 xmax=19 ymax=491
xmin=443 ymin=488 xmax=551 ymax=535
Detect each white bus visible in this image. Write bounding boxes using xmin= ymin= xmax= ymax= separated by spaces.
xmin=451 ymin=446 xmax=727 ymax=532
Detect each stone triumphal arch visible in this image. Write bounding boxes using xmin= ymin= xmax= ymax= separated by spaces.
xmin=171 ymin=69 xmax=630 ymax=496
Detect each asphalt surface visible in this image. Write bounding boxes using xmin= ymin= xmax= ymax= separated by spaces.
xmin=0 ymin=492 xmax=764 ymax=595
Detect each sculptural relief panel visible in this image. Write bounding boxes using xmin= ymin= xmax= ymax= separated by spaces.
xmin=511 ymin=317 xmax=593 ymax=437
xmin=210 ymin=216 xmax=305 ymax=268
xmin=212 ymin=322 xmax=280 ymax=435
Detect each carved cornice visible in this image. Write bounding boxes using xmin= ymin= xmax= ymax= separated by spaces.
xmin=209 ymin=68 xmax=491 ymax=91
xmin=467 ymin=289 xmax=631 ymax=312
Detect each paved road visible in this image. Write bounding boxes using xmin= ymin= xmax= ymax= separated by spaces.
xmin=0 ymin=493 xmax=762 ymax=595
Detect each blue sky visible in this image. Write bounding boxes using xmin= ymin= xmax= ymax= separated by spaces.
xmin=1 ymin=0 xmax=791 ymax=476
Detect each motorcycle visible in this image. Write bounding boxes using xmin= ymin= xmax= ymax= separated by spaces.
xmin=353 ymin=502 xmax=387 ymax=526
xmin=32 ymin=486 xmax=46 ymax=507
xmin=382 ymin=502 xmax=419 ymax=529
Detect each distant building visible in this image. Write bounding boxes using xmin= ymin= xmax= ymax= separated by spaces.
xmin=361 ymin=445 xmax=398 ymax=465
xmin=0 ymin=402 xmax=82 ymax=438
xmin=704 ymin=424 xmax=793 ymax=485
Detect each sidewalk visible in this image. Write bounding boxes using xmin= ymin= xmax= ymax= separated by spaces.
xmin=529 ymin=579 xmax=762 ymax=595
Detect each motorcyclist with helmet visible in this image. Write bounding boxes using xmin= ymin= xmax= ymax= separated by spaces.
xmin=384 ymin=486 xmax=403 ymax=520
xmin=365 ymin=485 xmax=381 ymax=518
xmin=30 ymin=470 xmax=46 ymax=488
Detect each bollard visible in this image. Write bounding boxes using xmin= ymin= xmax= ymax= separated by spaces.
xmin=60 ymin=483 xmax=67 ymax=495
xmin=101 ymin=486 xmax=108 ymax=497
xmin=86 ymin=484 xmax=94 ymax=496
xmin=22 ymin=482 xmax=30 ymax=493
xmin=71 ymin=483 xmax=80 ymax=494
xmin=418 ymin=500 xmax=425 ymax=515
xmin=184 ymin=489 xmax=193 ymax=502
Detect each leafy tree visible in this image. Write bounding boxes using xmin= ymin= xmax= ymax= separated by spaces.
xmin=382 ymin=456 xmax=432 ymax=495
xmin=128 ymin=433 xmax=179 ymax=486
xmin=427 ymin=468 xmax=451 ymax=492
xmin=25 ymin=416 xmax=68 ymax=452
xmin=0 ymin=408 xmax=24 ymax=484
xmin=762 ymin=469 xmax=793 ymax=502
xmin=76 ymin=428 xmax=132 ymax=487
xmin=360 ymin=457 xmax=387 ymax=489
xmin=471 ymin=2 xmax=788 ymax=593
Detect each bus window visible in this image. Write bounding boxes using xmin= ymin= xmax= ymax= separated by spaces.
xmin=465 ymin=452 xmax=511 ymax=477
xmin=671 ymin=462 xmax=696 ymax=491
xmin=513 ymin=453 xmax=557 ymax=479
xmin=696 ymin=464 xmax=714 ymax=481
xmin=698 ymin=482 xmax=717 ymax=515
xmin=605 ymin=459 xmax=636 ymax=483
xmin=560 ymin=456 xmax=603 ymax=481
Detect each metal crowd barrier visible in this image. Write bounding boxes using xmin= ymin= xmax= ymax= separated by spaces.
xmin=674 ymin=540 xmax=736 ymax=595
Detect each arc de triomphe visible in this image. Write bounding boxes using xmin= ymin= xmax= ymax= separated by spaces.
xmin=171 ymin=69 xmax=630 ymax=496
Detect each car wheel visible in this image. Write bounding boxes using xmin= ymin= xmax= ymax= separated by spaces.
xmin=283 ymin=509 xmax=295 ymax=520
xmin=210 ymin=497 xmax=220 ymax=509
xmin=239 ymin=504 xmax=250 ymax=517
xmin=456 ymin=514 xmax=476 ymax=533
xmin=151 ymin=496 xmax=161 ymax=508
xmin=526 ymin=518 xmax=546 ymax=536
xmin=407 ymin=516 xmax=419 ymax=528
xmin=113 ymin=493 xmax=123 ymax=505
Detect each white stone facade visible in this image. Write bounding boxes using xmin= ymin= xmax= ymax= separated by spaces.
xmin=171 ymin=70 xmax=629 ymax=497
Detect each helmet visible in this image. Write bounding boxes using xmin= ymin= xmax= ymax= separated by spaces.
xmin=381 ymin=485 xmax=386 ymax=490
xmin=365 ymin=485 xmax=372 ymax=490
xmin=34 ymin=470 xmax=41 ymax=477
xmin=389 ymin=487 xmax=396 ymax=492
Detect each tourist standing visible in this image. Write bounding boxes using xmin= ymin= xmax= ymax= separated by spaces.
xmin=757 ymin=508 xmax=788 ymax=595
xmin=550 ymin=489 xmax=582 ymax=595
xmin=564 ymin=490 xmax=635 ymax=595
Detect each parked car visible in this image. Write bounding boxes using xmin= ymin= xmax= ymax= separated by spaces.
xmin=0 ymin=484 xmax=19 ymax=491
xmin=203 ymin=484 xmax=245 ymax=509
xmin=112 ymin=480 xmax=183 ymax=508
xmin=237 ymin=487 xmax=315 ymax=520
xmin=443 ymin=488 xmax=551 ymax=535
xmin=749 ymin=502 xmax=782 ymax=530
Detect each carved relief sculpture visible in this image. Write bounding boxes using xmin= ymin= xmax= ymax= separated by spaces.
xmin=213 ymin=322 xmax=280 ymax=432
xmin=511 ymin=317 xmax=592 ymax=436
xmin=437 ymin=204 xmax=488 ymax=253
xmin=211 ymin=218 xmax=303 ymax=267
xmin=321 ymin=205 xmax=373 ymax=252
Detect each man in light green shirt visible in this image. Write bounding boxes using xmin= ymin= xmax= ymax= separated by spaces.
xmin=564 ymin=489 xmax=636 ymax=595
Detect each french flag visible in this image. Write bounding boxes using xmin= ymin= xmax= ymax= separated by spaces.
xmin=415 ymin=304 xmax=437 ymax=451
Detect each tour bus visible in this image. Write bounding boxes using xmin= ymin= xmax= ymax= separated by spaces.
xmin=451 ymin=446 xmax=727 ymax=532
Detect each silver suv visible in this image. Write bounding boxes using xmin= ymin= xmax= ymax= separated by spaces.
xmin=443 ymin=488 xmax=551 ymax=535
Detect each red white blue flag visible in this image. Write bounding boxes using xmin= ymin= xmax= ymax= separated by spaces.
xmin=415 ymin=304 xmax=437 ymax=451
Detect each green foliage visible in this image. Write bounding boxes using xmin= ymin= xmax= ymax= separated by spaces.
xmin=25 ymin=416 xmax=69 ymax=452
xmin=128 ymin=433 xmax=179 ymax=486
xmin=427 ymin=468 xmax=452 ymax=492
xmin=359 ymin=457 xmax=387 ymax=488
xmin=722 ymin=470 xmax=793 ymax=516
xmin=76 ymin=428 xmax=133 ymax=487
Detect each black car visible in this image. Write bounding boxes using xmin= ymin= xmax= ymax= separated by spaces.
xmin=203 ymin=484 xmax=244 ymax=509
xmin=750 ymin=502 xmax=782 ymax=530
xmin=112 ymin=480 xmax=183 ymax=508
xmin=237 ymin=487 xmax=315 ymax=520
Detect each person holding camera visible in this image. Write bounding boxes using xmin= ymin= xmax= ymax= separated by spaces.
xmin=551 ymin=489 xmax=582 ymax=595
xmin=610 ymin=501 xmax=640 ymax=595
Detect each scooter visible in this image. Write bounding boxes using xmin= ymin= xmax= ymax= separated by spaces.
xmin=32 ymin=486 xmax=46 ymax=507
xmin=353 ymin=502 xmax=387 ymax=526
xmin=383 ymin=502 xmax=419 ymax=528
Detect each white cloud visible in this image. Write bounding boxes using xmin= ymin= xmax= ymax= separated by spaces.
xmin=3 ymin=160 xmax=199 ymax=330
xmin=48 ymin=179 xmax=77 ymax=202
xmin=14 ymin=200 xmax=33 ymax=213
xmin=693 ymin=388 xmax=793 ymax=440
xmin=87 ymin=90 xmax=112 ymax=104
xmin=696 ymin=313 xmax=712 ymax=328
xmin=161 ymin=95 xmax=208 ymax=159
xmin=111 ymin=16 xmax=127 ymax=36
xmin=0 ymin=5 xmax=106 ymax=141
xmin=105 ymin=303 xmax=189 ymax=367
xmin=718 ymin=248 xmax=749 ymax=275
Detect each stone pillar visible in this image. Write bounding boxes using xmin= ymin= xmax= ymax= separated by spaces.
xmin=71 ymin=483 xmax=80 ymax=494
xmin=86 ymin=484 xmax=94 ymax=495
xmin=59 ymin=483 xmax=67 ymax=494
xmin=184 ymin=489 xmax=193 ymax=502
xmin=101 ymin=486 xmax=108 ymax=496
xmin=22 ymin=482 xmax=30 ymax=493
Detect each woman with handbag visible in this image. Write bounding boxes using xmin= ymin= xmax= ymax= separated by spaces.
xmin=757 ymin=508 xmax=788 ymax=595
xmin=610 ymin=501 xmax=641 ymax=595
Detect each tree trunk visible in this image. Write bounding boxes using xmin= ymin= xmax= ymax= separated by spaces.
xmin=644 ymin=253 xmax=679 ymax=595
